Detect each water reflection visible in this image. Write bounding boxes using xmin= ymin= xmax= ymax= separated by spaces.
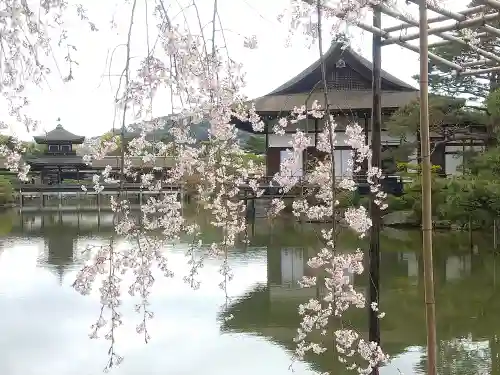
xmin=0 ymin=211 xmax=498 ymax=374
xmin=222 ymin=222 xmax=500 ymax=375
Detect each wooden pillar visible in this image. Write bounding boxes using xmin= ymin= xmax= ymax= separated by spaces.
xmin=180 ymin=184 xmax=185 ymax=215
xmin=265 ymin=128 xmax=270 ymax=178
xmin=251 ymin=196 xmax=256 ymax=222
xmin=97 ymin=193 xmax=101 ymax=213
xmin=364 ymin=114 xmax=369 ymax=178
xmin=369 ymin=6 xmax=382 ymax=375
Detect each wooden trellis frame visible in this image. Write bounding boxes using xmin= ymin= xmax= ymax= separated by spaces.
xmin=363 ymin=1 xmax=500 ymax=375
xmin=313 ymin=1 xmax=500 ymax=375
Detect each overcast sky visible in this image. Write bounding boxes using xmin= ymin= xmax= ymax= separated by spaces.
xmin=3 ymin=0 xmax=468 ymax=141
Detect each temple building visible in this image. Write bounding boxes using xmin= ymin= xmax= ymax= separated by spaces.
xmin=25 ymin=120 xmax=175 ymax=184
xmin=28 ymin=120 xmax=87 ymax=184
xmin=233 ymin=42 xmax=419 ymax=180
xmin=233 ymin=42 xmax=487 ymax=179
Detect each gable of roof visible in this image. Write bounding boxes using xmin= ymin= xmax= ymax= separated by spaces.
xmin=267 ymin=42 xmax=416 ymax=97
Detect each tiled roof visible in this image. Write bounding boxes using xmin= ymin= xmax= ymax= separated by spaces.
xmin=33 ymin=124 xmax=85 ymax=144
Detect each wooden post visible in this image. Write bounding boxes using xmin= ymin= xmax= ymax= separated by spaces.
xmin=494 ymin=219 xmax=498 ymax=250
xmin=369 ymin=6 xmax=382 ymax=375
xmin=244 ymin=189 xmax=248 ymax=219
xmin=58 ymin=192 xmax=62 ymax=210
xmin=40 ymin=192 xmax=44 ymax=210
xmin=180 ymin=184 xmax=184 ymax=216
xmin=97 ymin=193 xmax=101 ymax=213
xmin=251 ymin=197 xmax=256 ymax=222
xmin=418 ymin=1 xmax=437 ymax=374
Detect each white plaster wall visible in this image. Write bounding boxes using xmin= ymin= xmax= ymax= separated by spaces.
xmin=280 ymin=149 xmax=303 ymax=177
xmin=334 ymin=149 xmax=353 ymax=177
xmin=444 ymin=144 xmax=485 ymax=176
xmin=269 ymin=131 xmax=415 ymax=177
xmin=445 ymin=153 xmax=463 ymax=176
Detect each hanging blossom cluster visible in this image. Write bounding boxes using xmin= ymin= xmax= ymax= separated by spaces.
xmin=254 ymin=100 xmax=390 ymax=373
xmin=69 ymin=3 xmax=266 ymax=370
xmin=2 ymin=0 xmax=399 ymax=373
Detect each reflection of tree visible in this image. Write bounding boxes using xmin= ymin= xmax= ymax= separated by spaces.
xmin=417 ymin=338 xmax=491 ymax=375
xmin=491 ymin=335 xmax=500 ymax=375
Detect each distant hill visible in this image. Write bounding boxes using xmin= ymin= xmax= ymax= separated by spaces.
xmin=105 ymin=116 xmax=253 ymax=144
xmin=81 ymin=116 xmax=265 ymax=156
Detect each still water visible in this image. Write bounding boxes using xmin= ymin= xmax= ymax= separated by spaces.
xmin=0 ymin=211 xmax=499 ymax=375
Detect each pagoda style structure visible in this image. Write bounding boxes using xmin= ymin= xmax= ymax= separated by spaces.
xmin=28 ymin=119 xmax=87 ymax=184
xmin=233 ymin=42 xmax=419 ymax=180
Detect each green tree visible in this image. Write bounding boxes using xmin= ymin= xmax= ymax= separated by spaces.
xmin=409 ymin=2 xmax=500 ymax=143
xmin=414 ymin=0 xmax=499 ymax=102
xmin=0 ymin=176 xmax=14 ymax=204
xmin=387 ymin=95 xmax=488 ymax=162
xmin=99 ymin=131 xmax=122 ymax=156
xmin=243 ymin=134 xmax=265 ymax=154
xmin=22 ymin=141 xmax=46 ymax=157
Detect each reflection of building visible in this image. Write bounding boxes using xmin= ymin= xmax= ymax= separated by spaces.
xmin=222 ymin=241 xmax=500 ymax=375
xmin=18 ymin=213 xmax=119 ymax=237
xmin=280 ymin=247 xmax=304 ymax=287
xmin=445 ymin=255 xmax=471 ymax=282
xmin=401 ymin=252 xmax=419 ymax=286
xmin=37 ymin=230 xmax=76 ymax=285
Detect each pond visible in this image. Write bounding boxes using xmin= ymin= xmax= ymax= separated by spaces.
xmin=0 ymin=211 xmax=498 ymax=375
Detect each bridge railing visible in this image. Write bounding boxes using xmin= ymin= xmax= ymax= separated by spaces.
xmin=0 ymin=156 xmax=175 ymax=170
xmin=15 ymin=182 xmax=181 ymax=193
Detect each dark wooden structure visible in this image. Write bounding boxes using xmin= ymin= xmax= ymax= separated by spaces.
xmin=233 ymin=42 xmax=419 ymax=191
xmin=23 ymin=120 xmax=175 ymax=184
xmin=28 ymin=120 xmax=87 ymax=184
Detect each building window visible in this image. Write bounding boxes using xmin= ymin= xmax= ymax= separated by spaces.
xmin=48 ymin=144 xmax=59 ymax=152
xmin=60 ymin=144 xmax=71 ymax=153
